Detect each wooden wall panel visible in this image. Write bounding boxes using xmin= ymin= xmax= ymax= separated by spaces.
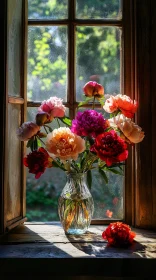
xmin=6 ymin=104 xmax=22 ymax=221
xmin=0 ymin=0 xmax=7 ymax=233
xmin=3 ymin=0 xmax=27 ymax=232
xmin=151 ymin=0 xmax=156 ymax=227
xmin=135 ymin=0 xmax=153 ymax=228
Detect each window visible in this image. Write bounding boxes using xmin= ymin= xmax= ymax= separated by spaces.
xmin=1 ymin=0 xmax=156 ymax=234
xmin=26 ymin=0 xmax=124 ymax=223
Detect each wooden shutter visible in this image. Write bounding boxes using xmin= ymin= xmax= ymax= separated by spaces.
xmin=0 ymin=0 xmax=27 ymax=234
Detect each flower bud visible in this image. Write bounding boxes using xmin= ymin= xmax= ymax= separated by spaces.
xmin=83 ymin=81 xmax=104 ymax=98
xmin=36 ymin=112 xmax=53 ymax=126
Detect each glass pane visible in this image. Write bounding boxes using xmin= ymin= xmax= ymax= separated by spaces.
xmin=92 ymin=171 xmax=124 ymax=220
xmin=28 ymin=26 xmax=68 ymax=102
xmin=76 ymin=26 xmax=121 ymax=101
xmin=7 ymin=0 xmax=22 ymax=96
xmin=76 ymin=0 xmax=122 ymax=19
xmin=28 ymin=0 xmax=68 ymax=20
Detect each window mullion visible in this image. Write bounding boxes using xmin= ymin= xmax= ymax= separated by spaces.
xmin=67 ymin=0 xmax=76 ymax=119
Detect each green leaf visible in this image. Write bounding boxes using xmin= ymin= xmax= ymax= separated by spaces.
xmin=34 ymin=138 xmax=38 ymax=150
xmin=52 ymin=160 xmax=66 ymax=171
xmin=99 ymin=168 xmax=108 ymax=184
xmin=59 ymin=116 xmax=72 ymax=126
xmin=87 ymin=170 xmax=92 ymax=189
xmin=98 ymin=97 xmax=105 ymax=106
xmin=78 ymin=97 xmax=93 ymax=107
xmin=48 ymin=126 xmax=53 ymax=132
xmin=105 ymin=168 xmax=123 ymax=176
xmin=52 ymin=161 xmax=60 ymax=168
xmin=37 ymin=138 xmax=42 ymax=147
xmin=26 ymin=138 xmax=34 ymax=148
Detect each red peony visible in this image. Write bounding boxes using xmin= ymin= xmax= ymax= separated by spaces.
xmin=102 ymin=222 xmax=136 ymax=247
xmin=23 ymin=147 xmax=52 ymax=179
xmin=90 ymin=130 xmax=128 ymax=166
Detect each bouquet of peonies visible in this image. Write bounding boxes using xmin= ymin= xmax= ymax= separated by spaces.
xmin=17 ymin=81 xmax=145 ymax=187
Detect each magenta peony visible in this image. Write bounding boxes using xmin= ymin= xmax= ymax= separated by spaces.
xmin=71 ymin=110 xmax=108 ymax=138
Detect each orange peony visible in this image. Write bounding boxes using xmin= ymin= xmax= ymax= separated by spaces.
xmin=102 ymin=222 xmax=136 ymax=247
xmin=45 ymin=127 xmax=85 ymax=161
xmin=104 ymin=94 xmax=138 ymax=118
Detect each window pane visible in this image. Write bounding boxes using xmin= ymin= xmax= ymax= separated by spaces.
xmin=76 ymin=0 xmax=122 ymax=19
xmin=28 ymin=26 xmax=68 ymax=102
xmin=28 ymin=0 xmax=68 ymax=20
xmin=76 ymin=26 xmax=121 ymax=101
xmin=7 ymin=0 xmax=22 ymax=96
xmin=92 ymin=170 xmax=124 ymax=220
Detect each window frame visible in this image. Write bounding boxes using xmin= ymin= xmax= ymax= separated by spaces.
xmin=1 ymin=0 xmax=156 ymax=234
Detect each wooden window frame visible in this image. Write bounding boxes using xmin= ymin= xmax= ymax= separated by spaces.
xmin=0 ymin=0 xmax=156 ymax=234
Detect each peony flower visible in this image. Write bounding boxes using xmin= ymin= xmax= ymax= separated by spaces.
xmin=108 ymin=114 xmax=145 ymax=144
xmin=36 ymin=112 xmax=53 ymax=126
xmin=71 ymin=110 xmax=108 ymax=138
xmin=103 ymin=95 xmax=118 ymax=113
xmin=102 ymin=222 xmax=136 ymax=247
xmin=16 ymin=121 xmax=40 ymax=141
xmin=103 ymin=94 xmax=138 ymax=118
xmin=23 ymin=147 xmax=52 ymax=179
xmin=45 ymin=127 xmax=85 ymax=161
xmin=38 ymin=96 xmax=66 ymax=119
xmin=83 ymin=81 xmax=104 ymax=98
xmin=90 ymin=130 xmax=128 ymax=166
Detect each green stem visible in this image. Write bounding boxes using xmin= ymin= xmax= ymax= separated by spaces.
xmin=37 ymin=136 xmax=45 ymax=146
xmin=57 ymin=118 xmax=60 ymax=127
xmin=44 ymin=126 xmax=48 ymax=134
xmin=92 ymin=96 xmax=95 ymax=109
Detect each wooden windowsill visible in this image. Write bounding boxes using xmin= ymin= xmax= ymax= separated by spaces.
xmin=0 ymin=222 xmax=156 ymax=277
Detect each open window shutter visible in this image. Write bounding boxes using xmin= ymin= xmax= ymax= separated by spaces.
xmin=0 ymin=0 xmax=27 ymax=234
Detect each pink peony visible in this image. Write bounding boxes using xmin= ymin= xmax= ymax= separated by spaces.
xmin=16 ymin=121 xmax=40 ymax=141
xmin=38 ymin=96 xmax=66 ymax=119
xmin=45 ymin=127 xmax=85 ymax=161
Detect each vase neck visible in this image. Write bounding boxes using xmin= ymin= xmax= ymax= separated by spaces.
xmin=66 ymin=172 xmax=87 ymax=193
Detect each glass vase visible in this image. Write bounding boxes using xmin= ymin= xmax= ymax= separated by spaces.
xmin=58 ymin=172 xmax=94 ymax=234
